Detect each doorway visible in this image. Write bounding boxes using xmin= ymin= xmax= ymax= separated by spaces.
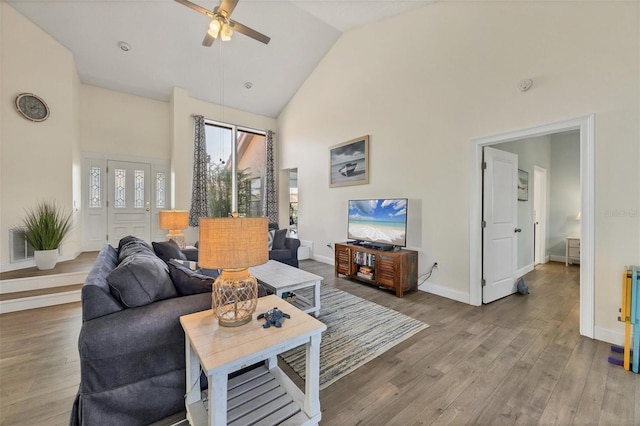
xmin=82 ymin=154 xmax=170 ymax=251
xmin=469 ymin=115 xmax=595 ymax=338
xmin=533 ymin=166 xmax=547 ymax=265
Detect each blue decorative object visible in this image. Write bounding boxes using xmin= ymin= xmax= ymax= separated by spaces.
xmin=257 ymin=307 xmax=291 ymax=328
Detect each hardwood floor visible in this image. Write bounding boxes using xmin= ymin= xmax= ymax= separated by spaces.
xmin=1 ymin=260 xmax=638 ymax=425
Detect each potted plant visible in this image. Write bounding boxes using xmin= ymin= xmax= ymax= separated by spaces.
xmin=22 ymin=201 xmax=72 ymax=270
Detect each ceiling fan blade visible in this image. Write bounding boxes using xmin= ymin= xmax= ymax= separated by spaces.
xmin=202 ymin=31 xmax=216 ymax=47
xmin=228 ymin=20 xmax=271 ymax=44
xmin=218 ymin=0 xmax=239 ymax=17
xmin=174 ymin=0 xmax=214 ymax=18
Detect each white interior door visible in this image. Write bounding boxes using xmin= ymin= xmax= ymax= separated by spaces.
xmin=107 ymin=160 xmax=151 ymax=246
xmin=482 ymin=147 xmax=518 ymax=303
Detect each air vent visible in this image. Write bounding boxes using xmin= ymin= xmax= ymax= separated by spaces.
xmin=9 ymin=227 xmax=34 ymax=263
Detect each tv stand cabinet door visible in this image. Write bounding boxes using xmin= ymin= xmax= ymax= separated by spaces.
xmin=335 ymin=244 xmax=352 ymax=277
xmin=376 ymin=254 xmax=398 ymax=289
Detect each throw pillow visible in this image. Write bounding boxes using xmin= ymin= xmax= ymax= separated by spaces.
xmin=107 ymin=253 xmax=177 ymax=308
xmin=267 ymin=229 xmax=275 ymax=250
xmin=273 ymin=228 xmax=287 ymax=250
xmin=118 ymin=236 xmax=154 ymax=263
xmin=168 ymin=260 xmax=215 ymax=296
xmin=152 ymin=239 xmax=187 ymax=263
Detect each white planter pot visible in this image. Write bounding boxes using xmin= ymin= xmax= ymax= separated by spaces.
xmin=34 ymin=249 xmax=59 ymax=270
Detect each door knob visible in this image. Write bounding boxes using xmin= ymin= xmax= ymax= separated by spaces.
xmin=515 ymin=228 xmax=522 ymax=233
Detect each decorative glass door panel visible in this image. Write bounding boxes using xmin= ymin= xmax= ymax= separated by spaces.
xmin=107 ymin=160 xmax=151 ymax=246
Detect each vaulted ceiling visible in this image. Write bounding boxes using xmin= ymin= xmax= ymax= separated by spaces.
xmin=6 ymin=0 xmax=433 ymax=118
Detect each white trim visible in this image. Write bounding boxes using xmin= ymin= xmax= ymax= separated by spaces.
xmin=469 ymin=114 xmax=595 ymax=339
xmin=516 ymin=264 xmax=534 ymax=278
xmin=594 ymin=326 xmax=624 ymax=346
xmin=0 ymin=271 xmax=87 ymax=294
xmin=312 ymin=254 xmax=334 ymax=265
xmin=0 ymin=290 xmax=81 ymax=314
xmin=0 ymin=250 xmax=80 ymax=273
xmin=549 ymin=254 xmax=581 ymax=264
xmin=419 ymin=282 xmax=470 ymax=304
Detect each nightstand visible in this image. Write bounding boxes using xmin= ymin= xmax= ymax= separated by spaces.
xmin=566 ymin=237 xmax=580 ymax=266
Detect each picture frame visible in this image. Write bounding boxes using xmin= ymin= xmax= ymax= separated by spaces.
xmin=329 ymin=135 xmax=369 ymax=188
xmin=518 ymin=169 xmax=529 ymax=201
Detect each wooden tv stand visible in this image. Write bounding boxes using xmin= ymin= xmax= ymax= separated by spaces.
xmin=334 ymin=242 xmax=418 ymax=297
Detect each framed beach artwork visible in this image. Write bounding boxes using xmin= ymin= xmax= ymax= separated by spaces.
xmin=518 ymin=169 xmax=529 ymax=201
xmin=329 ymin=135 xmax=369 ymax=188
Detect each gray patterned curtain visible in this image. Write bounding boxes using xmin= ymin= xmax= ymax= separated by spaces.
xmin=189 ymin=115 xmax=209 ymax=226
xmin=264 ymin=130 xmax=278 ymax=224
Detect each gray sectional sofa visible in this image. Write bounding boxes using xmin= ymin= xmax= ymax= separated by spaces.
xmin=70 ymin=237 xmax=215 ymax=425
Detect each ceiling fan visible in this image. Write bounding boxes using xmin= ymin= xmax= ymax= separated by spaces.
xmin=175 ymin=0 xmax=271 ymax=46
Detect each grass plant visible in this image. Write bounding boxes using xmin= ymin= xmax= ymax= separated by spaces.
xmin=22 ymin=201 xmax=72 ymax=250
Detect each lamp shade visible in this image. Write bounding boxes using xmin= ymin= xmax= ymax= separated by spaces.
xmin=199 ymin=217 xmax=268 ymax=269
xmin=159 ymin=210 xmax=189 ymax=231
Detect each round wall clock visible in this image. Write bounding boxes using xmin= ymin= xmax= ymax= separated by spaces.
xmin=15 ymin=93 xmax=50 ymax=122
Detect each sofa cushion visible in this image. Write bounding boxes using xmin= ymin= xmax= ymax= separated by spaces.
xmin=152 ymin=240 xmax=187 ymax=263
xmin=82 ymin=244 xmax=125 ymax=321
xmin=118 ymin=236 xmax=155 ymax=263
xmin=269 ymin=248 xmax=293 ymax=262
xmin=273 ymin=229 xmax=287 ymax=250
xmin=107 ymin=253 xmax=177 ymax=307
xmin=167 ymin=260 xmax=215 ymax=296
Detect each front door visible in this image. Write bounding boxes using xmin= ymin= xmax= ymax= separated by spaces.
xmin=482 ymin=147 xmax=518 ymax=303
xmin=107 ymin=160 xmax=151 ymax=246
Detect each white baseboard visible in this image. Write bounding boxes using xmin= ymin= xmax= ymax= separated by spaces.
xmin=548 ymin=254 xmax=580 ymax=265
xmin=517 ymin=264 xmax=534 ymax=278
xmin=0 ymin=290 xmax=81 ymax=314
xmin=594 ymin=326 xmax=624 ymax=346
xmin=419 ymin=281 xmax=470 ymax=304
xmin=0 ymin=271 xmax=88 ymax=294
xmin=312 ymin=254 xmax=334 ymax=265
xmin=0 ymin=250 xmax=81 ymax=273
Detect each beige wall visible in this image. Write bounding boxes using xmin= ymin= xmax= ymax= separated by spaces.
xmin=80 ymin=85 xmax=171 ymax=159
xmin=277 ymin=2 xmax=639 ymax=337
xmin=1 ymin=3 xmax=82 ymax=267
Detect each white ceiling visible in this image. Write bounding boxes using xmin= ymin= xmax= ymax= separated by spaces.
xmin=6 ymin=0 xmax=433 ymax=118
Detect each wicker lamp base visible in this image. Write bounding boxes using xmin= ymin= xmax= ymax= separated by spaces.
xmin=212 ymin=268 xmax=258 ymax=327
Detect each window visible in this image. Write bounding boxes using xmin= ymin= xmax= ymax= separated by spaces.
xmin=205 ymin=122 xmax=266 ymax=218
xmin=156 ymin=172 xmax=166 ymax=209
xmin=89 ymin=167 xmax=101 ymax=208
xmin=289 ymin=169 xmax=298 ymax=237
xmin=134 ymin=170 xmax=145 ymax=208
xmin=114 ymin=169 xmax=126 ymax=208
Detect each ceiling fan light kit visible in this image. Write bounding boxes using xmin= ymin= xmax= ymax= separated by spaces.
xmin=175 ymin=0 xmax=270 ymax=46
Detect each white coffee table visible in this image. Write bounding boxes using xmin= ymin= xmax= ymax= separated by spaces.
xmin=249 ymin=260 xmax=323 ymax=317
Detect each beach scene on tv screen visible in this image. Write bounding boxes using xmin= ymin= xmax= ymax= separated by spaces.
xmin=348 ymin=199 xmax=407 ymax=246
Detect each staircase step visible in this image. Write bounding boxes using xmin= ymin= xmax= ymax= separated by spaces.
xmin=0 ymin=287 xmax=81 ymax=314
xmin=0 ymin=284 xmax=82 ymax=302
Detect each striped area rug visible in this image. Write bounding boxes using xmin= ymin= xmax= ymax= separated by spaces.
xmin=280 ymin=286 xmax=429 ymax=390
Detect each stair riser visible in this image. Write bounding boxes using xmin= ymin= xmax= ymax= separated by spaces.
xmin=0 ymin=272 xmax=87 ymax=294
xmin=0 ymin=291 xmax=81 ymax=314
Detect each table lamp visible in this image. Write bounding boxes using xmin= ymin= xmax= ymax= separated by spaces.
xmin=199 ymin=216 xmax=268 ymax=327
xmin=159 ymin=210 xmax=189 ymax=249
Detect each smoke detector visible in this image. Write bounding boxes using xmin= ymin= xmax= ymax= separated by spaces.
xmin=518 ymin=78 xmax=533 ymax=92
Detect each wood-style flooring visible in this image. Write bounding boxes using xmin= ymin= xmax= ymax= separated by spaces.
xmin=1 ymin=260 xmax=638 ymax=425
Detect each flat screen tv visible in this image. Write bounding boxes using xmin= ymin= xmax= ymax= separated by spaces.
xmin=348 ymin=198 xmax=408 ymax=248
